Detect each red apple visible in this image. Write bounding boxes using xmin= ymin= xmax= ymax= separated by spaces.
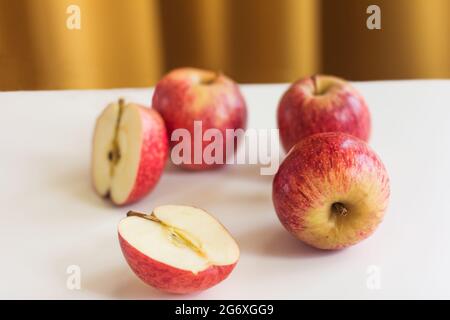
xmin=272 ymin=132 xmax=390 ymax=250
xmin=277 ymin=75 xmax=371 ymax=152
xmin=91 ymin=99 xmax=168 ymax=205
xmin=118 ymin=205 xmax=240 ymax=294
xmin=152 ymin=67 xmax=247 ymax=170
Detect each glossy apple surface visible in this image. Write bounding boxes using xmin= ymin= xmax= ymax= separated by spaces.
xmin=92 ymin=99 xmax=168 ymax=205
xmin=272 ymin=132 xmax=390 ymax=250
xmin=278 ymin=75 xmax=371 ymax=152
xmin=152 ymin=67 xmax=247 ymax=170
xmin=118 ymin=205 xmax=240 ymax=294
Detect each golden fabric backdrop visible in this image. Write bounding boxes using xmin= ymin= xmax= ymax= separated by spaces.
xmin=0 ymin=0 xmax=449 ymax=90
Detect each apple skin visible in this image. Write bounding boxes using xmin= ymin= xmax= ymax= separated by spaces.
xmin=152 ymin=67 xmax=247 ymax=170
xmin=118 ymin=233 xmax=237 ymax=294
xmin=277 ymin=75 xmax=371 ymax=152
xmin=118 ymin=106 xmax=169 ymax=205
xmin=272 ymin=132 xmax=390 ymax=250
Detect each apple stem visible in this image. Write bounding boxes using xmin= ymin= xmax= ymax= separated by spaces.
xmin=126 ymin=210 xmax=160 ymax=222
xmin=201 ymin=71 xmax=220 ymax=85
xmin=312 ymin=74 xmax=318 ymax=94
xmin=332 ymin=202 xmax=349 ymax=217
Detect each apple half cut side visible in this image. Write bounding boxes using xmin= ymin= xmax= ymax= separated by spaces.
xmin=92 ymin=99 xmax=168 ymax=205
xmin=118 ymin=205 xmax=240 ymax=294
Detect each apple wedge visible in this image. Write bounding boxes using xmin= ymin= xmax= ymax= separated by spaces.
xmin=92 ymin=99 xmax=168 ymax=205
xmin=118 ymin=205 xmax=240 ymax=294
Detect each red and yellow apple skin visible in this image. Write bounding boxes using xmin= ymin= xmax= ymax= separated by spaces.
xmin=152 ymin=67 xmax=247 ymax=170
xmin=277 ymin=75 xmax=371 ymax=152
xmin=118 ymin=233 xmax=237 ymax=294
xmin=272 ymin=132 xmax=390 ymax=250
xmin=121 ymin=107 xmax=169 ymax=205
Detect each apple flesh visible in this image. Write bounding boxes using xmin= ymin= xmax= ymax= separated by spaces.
xmin=272 ymin=132 xmax=390 ymax=250
xmin=152 ymin=67 xmax=247 ymax=170
xmin=92 ymin=99 xmax=168 ymax=205
xmin=118 ymin=205 xmax=240 ymax=294
xmin=277 ymin=75 xmax=371 ymax=152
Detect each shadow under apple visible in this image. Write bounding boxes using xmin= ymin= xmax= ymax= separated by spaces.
xmin=82 ymin=265 xmax=216 ymax=299
xmin=81 ymin=265 xmax=166 ymax=299
xmin=51 ymin=162 xmax=110 ymax=209
xmin=236 ymin=224 xmax=341 ymax=259
xmin=138 ymin=165 xmax=272 ymax=215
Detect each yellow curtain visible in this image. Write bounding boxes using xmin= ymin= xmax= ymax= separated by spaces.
xmin=0 ymin=0 xmax=449 ymax=90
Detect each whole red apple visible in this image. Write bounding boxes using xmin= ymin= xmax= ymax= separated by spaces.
xmin=118 ymin=205 xmax=240 ymax=294
xmin=91 ymin=99 xmax=168 ymax=205
xmin=272 ymin=132 xmax=390 ymax=250
xmin=152 ymin=67 xmax=247 ymax=170
xmin=277 ymin=75 xmax=371 ymax=152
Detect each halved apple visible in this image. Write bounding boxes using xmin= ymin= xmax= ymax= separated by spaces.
xmin=118 ymin=205 xmax=240 ymax=294
xmin=92 ymin=99 xmax=168 ymax=205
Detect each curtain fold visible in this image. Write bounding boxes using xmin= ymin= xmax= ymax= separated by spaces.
xmin=321 ymin=0 xmax=450 ymax=79
xmin=0 ymin=0 xmax=449 ymax=90
xmin=0 ymin=0 xmax=162 ymax=90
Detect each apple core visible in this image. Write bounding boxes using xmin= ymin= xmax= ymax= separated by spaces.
xmin=126 ymin=210 xmax=207 ymax=258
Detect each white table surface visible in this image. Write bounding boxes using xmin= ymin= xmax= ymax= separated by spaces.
xmin=1 ymin=80 xmax=450 ymax=299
